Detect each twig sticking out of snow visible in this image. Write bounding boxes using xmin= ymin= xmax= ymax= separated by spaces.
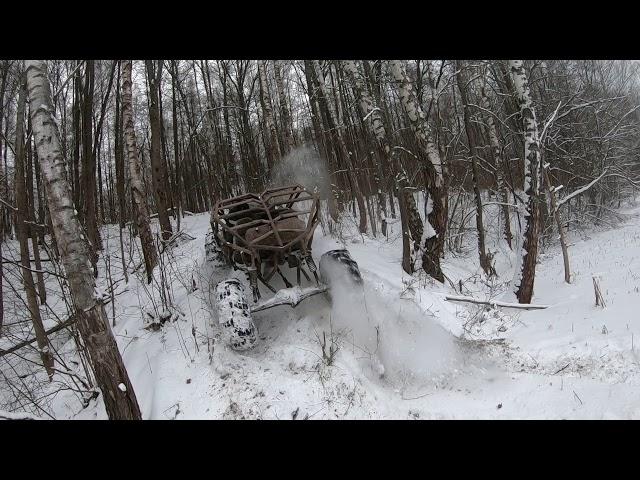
xmin=592 ymin=275 xmax=606 ymax=308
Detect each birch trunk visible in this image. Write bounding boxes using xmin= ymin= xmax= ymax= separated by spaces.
xmin=389 ymin=60 xmax=445 ymax=282
xmin=509 ymin=60 xmax=541 ymax=303
xmin=343 ymin=60 xmax=421 ymax=273
xmin=15 ymin=77 xmax=55 ymax=377
xmin=122 ymin=60 xmax=158 ymax=284
xmin=26 ymin=60 xmax=142 ymax=419
xmin=342 ymin=61 xmax=388 ymax=213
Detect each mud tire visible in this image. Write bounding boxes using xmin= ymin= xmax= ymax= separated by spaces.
xmin=215 ymin=279 xmax=258 ymax=351
xmin=319 ymin=249 xmax=363 ymax=287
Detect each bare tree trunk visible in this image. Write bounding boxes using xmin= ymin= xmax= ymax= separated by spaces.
xmin=311 ymin=60 xmax=367 ymax=234
xmin=26 ymin=125 xmax=47 ymax=302
xmin=145 ymin=60 xmax=173 ymax=242
xmin=26 ymin=59 xmax=142 ymax=420
xmin=389 ymin=60 xmax=445 ymax=282
xmin=480 ymin=78 xmax=513 ymax=249
xmin=509 ymin=60 xmax=541 ymax=304
xmin=343 ymin=60 xmax=422 ymax=273
xmin=122 ymin=60 xmax=158 ymax=283
xmin=0 ymin=61 xmax=7 ymax=332
xmin=15 ymin=77 xmax=55 ymax=377
xmin=455 ymin=61 xmax=492 ymax=276
xmin=257 ymin=61 xmax=281 ymax=173
xmin=81 ymin=60 xmax=101 ymax=271
xmin=72 ymin=62 xmax=82 ymax=217
xmin=543 ymin=166 xmax=571 ymax=283
xmin=273 ymin=60 xmax=295 ymax=154
xmin=302 ymin=61 xmax=339 ymax=221
xmin=170 ymin=61 xmax=183 ymax=230
xmin=0 ymin=226 xmax=3 ymax=331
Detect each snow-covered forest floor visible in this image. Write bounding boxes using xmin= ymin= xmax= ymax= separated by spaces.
xmin=3 ymin=195 xmax=640 ymax=419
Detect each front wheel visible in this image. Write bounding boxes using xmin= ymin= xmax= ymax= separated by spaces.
xmin=215 ymin=279 xmax=258 ymax=351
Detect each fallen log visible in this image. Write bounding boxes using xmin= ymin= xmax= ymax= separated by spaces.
xmin=444 ymin=295 xmax=549 ymax=310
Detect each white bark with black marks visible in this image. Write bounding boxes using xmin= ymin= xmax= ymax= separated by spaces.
xmin=389 ymin=60 xmax=445 ymax=282
xmin=122 ymin=60 xmax=158 ymax=284
xmin=25 ymin=60 xmax=142 ymax=420
xmin=508 ymin=60 xmax=541 ymax=303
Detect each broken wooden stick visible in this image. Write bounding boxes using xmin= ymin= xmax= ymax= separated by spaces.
xmin=444 ymin=295 xmax=549 ymax=310
xmin=592 ymin=275 xmax=606 ymax=307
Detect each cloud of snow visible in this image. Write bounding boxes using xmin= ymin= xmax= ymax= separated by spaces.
xmin=321 ymin=261 xmax=461 ymax=388
xmin=268 ymin=145 xmax=331 ymax=199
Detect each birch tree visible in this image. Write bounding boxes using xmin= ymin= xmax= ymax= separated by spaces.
xmin=509 ymin=60 xmax=541 ymax=303
xmin=343 ymin=60 xmax=422 ymax=274
xmin=122 ymin=60 xmax=158 ymax=284
xmin=25 ymin=59 xmax=142 ymax=419
xmin=389 ymin=60 xmax=445 ymax=282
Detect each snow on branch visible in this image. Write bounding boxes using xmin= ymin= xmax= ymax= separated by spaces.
xmin=540 ymin=101 xmax=562 ymax=144
xmin=554 ymin=170 xmax=608 ymax=213
xmin=362 ymin=107 xmax=381 ymax=123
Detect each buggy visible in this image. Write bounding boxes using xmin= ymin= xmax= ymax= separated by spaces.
xmin=206 ymin=185 xmax=362 ymax=350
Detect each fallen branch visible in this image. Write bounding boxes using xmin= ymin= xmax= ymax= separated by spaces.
xmin=0 ymin=410 xmax=42 ymax=420
xmin=444 ymin=295 xmax=549 ymax=310
xmin=0 ymin=317 xmax=76 ymax=357
xmin=553 ymin=363 xmax=570 ymax=375
xmin=159 ymin=230 xmax=196 ymax=253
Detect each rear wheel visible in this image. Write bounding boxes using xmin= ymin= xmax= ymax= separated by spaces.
xmin=319 ymin=249 xmax=363 ymax=287
xmin=215 ymin=279 xmax=258 ymax=351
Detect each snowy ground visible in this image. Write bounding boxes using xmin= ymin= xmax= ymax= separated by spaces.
xmin=4 ymin=197 xmax=640 ymax=419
